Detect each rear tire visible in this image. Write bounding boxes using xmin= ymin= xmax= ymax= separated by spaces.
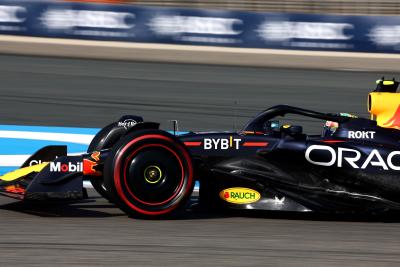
xmin=104 ymin=130 xmax=194 ymax=218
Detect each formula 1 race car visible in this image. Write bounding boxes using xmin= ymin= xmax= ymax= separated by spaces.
xmin=2 ymin=79 xmax=400 ymax=218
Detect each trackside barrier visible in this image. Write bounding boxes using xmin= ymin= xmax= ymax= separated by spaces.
xmin=0 ymin=1 xmax=400 ymax=53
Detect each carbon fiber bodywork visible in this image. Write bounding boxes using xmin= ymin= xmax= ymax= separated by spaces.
xmin=2 ymin=104 xmax=400 ymax=214
xmin=178 ymin=108 xmax=400 ymax=213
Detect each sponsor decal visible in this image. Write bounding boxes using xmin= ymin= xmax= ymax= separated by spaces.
xmin=39 ymin=9 xmax=135 ymax=38
xmin=148 ymin=15 xmax=242 ymax=44
xmin=83 ymin=151 xmax=102 ymax=176
xmin=185 ymin=139 xmax=267 ymax=149
xmin=368 ymin=25 xmax=400 ymax=46
xmin=305 ymin=145 xmax=400 ymax=170
xmin=257 ymin=21 xmax=354 ymax=49
xmin=204 ymin=136 xmax=241 ymax=150
xmin=219 ymin=187 xmax=261 ymax=204
xmin=348 ymin=131 xmax=376 ymax=139
xmin=29 ymin=159 xmax=45 ymax=166
xmin=50 ymin=162 xmax=82 ymax=172
xmin=257 ymin=21 xmax=353 ymax=41
xmin=0 ymin=6 xmax=26 ymax=23
xmin=0 ymin=5 xmax=27 ymax=32
xmin=149 ymin=15 xmax=242 ymax=35
xmin=40 ymin=9 xmax=135 ymax=30
xmin=118 ymin=119 xmax=137 ymax=130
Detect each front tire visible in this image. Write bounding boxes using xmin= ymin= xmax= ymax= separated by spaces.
xmin=104 ymin=130 xmax=194 ymax=218
xmin=87 ymin=122 xmax=126 ymax=200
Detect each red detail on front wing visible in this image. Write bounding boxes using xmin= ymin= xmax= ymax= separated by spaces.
xmin=4 ymin=185 xmax=25 ymax=194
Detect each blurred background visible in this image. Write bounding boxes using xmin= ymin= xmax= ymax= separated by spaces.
xmin=0 ymin=0 xmax=400 ymax=266
xmin=0 ymin=0 xmax=399 ymax=133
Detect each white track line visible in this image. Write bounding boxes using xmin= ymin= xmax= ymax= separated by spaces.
xmin=0 ymin=155 xmax=30 ymax=166
xmin=0 ymin=130 xmax=93 ymax=145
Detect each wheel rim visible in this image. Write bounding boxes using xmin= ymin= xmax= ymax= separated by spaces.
xmin=122 ymin=144 xmax=185 ymax=206
xmin=143 ymin=165 xmax=163 ymax=184
xmin=113 ymin=134 xmax=194 ymax=216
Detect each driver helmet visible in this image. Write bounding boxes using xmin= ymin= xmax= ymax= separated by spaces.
xmin=323 ymin=113 xmax=357 ymax=136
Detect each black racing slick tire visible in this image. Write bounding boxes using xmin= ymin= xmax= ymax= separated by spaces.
xmin=87 ymin=122 xmax=126 ymax=200
xmin=104 ymin=130 xmax=194 ymax=218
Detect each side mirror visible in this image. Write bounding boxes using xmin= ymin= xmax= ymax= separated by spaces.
xmin=263 ymin=120 xmax=280 ymax=132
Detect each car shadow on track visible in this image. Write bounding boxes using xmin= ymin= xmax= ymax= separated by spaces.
xmin=0 ymin=195 xmax=230 ymax=219
xmin=173 ymin=200 xmax=400 ymax=223
xmin=2 ymin=194 xmax=400 ymax=222
xmin=0 ymin=196 xmax=126 ymax=218
xmin=182 ymin=209 xmax=400 ymax=223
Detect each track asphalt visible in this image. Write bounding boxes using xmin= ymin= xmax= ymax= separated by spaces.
xmin=0 ymin=55 xmax=399 ymax=266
